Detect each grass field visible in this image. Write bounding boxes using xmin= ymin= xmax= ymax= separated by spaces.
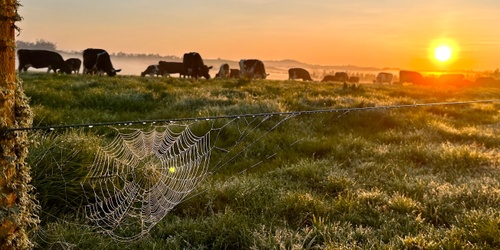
xmin=20 ymin=73 xmax=500 ymax=249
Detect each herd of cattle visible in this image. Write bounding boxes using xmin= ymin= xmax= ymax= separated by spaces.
xmin=17 ymin=48 xmax=270 ymax=80
xmin=17 ymin=48 xmax=488 ymax=86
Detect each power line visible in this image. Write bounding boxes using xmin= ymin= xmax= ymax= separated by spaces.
xmin=4 ymin=99 xmax=499 ymax=133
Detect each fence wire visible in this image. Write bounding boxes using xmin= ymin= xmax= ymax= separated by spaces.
xmin=4 ymin=99 xmax=499 ymax=133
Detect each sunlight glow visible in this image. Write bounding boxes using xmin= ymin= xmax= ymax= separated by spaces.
xmin=429 ymin=38 xmax=460 ymax=67
xmin=434 ymin=46 xmax=452 ymax=62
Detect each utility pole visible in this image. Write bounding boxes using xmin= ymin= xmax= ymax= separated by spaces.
xmin=0 ymin=1 xmax=39 ymax=249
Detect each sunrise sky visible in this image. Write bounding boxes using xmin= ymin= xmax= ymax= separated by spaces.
xmin=17 ymin=0 xmax=500 ymax=71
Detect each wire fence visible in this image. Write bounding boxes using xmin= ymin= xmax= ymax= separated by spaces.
xmin=5 ymin=99 xmax=499 ymax=133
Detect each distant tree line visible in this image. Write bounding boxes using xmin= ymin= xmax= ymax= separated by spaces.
xmin=16 ymin=39 xmax=180 ymax=60
xmin=110 ymin=51 xmax=180 ymax=60
xmin=16 ymin=39 xmax=57 ymax=51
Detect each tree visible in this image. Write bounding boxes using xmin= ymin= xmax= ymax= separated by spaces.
xmin=0 ymin=1 xmax=39 ymax=249
xmin=16 ymin=39 xmax=57 ymax=51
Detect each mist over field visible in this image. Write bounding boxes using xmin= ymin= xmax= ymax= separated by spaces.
xmin=15 ymin=40 xmax=493 ymax=83
xmin=16 ymin=50 xmax=400 ymax=81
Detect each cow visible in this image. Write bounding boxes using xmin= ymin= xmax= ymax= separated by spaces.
xmin=229 ymin=69 xmax=240 ymax=78
xmin=348 ymin=76 xmax=360 ymax=83
xmin=288 ymin=68 xmax=312 ymax=81
xmin=141 ymin=65 xmax=163 ymax=77
xmin=65 ymin=58 xmax=81 ymax=74
xmin=438 ymin=74 xmax=465 ymax=85
xmin=321 ymin=75 xmax=336 ymax=82
xmin=374 ymin=72 xmax=393 ymax=84
xmin=321 ymin=72 xmax=349 ymax=82
xmin=182 ymin=52 xmax=212 ymax=79
xmin=334 ymin=72 xmax=349 ymax=82
xmin=158 ymin=61 xmax=187 ymax=77
xmin=82 ymin=48 xmax=121 ymax=76
xmin=239 ymin=59 xmax=267 ymax=79
xmin=17 ymin=49 xmax=72 ymax=74
xmin=399 ymin=70 xmax=425 ymax=85
xmin=475 ymin=77 xmax=499 ymax=86
xmin=215 ymin=63 xmax=230 ymax=79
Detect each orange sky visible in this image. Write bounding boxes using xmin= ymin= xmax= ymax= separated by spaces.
xmin=17 ymin=0 xmax=500 ymax=71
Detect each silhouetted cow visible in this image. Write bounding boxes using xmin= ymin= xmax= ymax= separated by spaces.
xmin=438 ymin=74 xmax=465 ymax=85
xmin=229 ymin=69 xmax=240 ymax=78
xmin=288 ymin=68 xmax=312 ymax=81
xmin=475 ymin=77 xmax=499 ymax=86
xmin=334 ymin=72 xmax=349 ymax=82
xmin=141 ymin=65 xmax=163 ymax=77
xmin=65 ymin=58 xmax=81 ymax=74
xmin=399 ymin=70 xmax=425 ymax=85
xmin=348 ymin=76 xmax=360 ymax=83
xmin=374 ymin=72 xmax=393 ymax=84
xmin=239 ymin=59 xmax=267 ymax=79
xmin=183 ymin=52 xmax=212 ymax=79
xmin=321 ymin=75 xmax=336 ymax=82
xmin=83 ymin=48 xmax=121 ymax=76
xmin=158 ymin=61 xmax=187 ymax=77
xmin=17 ymin=49 xmax=72 ymax=74
xmin=215 ymin=63 xmax=230 ymax=79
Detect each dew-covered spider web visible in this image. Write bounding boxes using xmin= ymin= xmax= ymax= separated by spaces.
xmin=80 ymin=113 xmax=296 ymax=241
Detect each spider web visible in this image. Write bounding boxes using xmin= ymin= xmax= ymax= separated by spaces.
xmin=81 ymin=114 xmax=295 ymax=241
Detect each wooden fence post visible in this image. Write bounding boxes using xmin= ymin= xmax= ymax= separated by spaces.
xmin=0 ymin=1 xmax=39 ymax=249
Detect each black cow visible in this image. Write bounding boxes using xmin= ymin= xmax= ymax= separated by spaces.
xmin=229 ymin=69 xmax=240 ymax=78
xmin=65 ymin=58 xmax=81 ymax=74
xmin=239 ymin=59 xmax=267 ymax=79
xmin=348 ymin=76 xmax=360 ymax=83
xmin=183 ymin=52 xmax=212 ymax=79
xmin=334 ymin=72 xmax=349 ymax=82
xmin=288 ymin=68 xmax=312 ymax=81
xmin=399 ymin=70 xmax=425 ymax=85
xmin=17 ymin=49 xmax=72 ymax=74
xmin=215 ymin=63 xmax=230 ymax=79
xmin=321 ymin=72 xmax=348 ymax=82
xmin=475 ymin=77 xmax=499 ymax=86
xmin=321 ymin=75 xmax=336 ymax=82
xmin=82 ymin=48 xmax=121 ymax=76
xmin=438 ymin=74 xmax=465 ymax=85
xmin=158 ymin=61 xmax=187 ymax=77
xmin=141 ymin=65 xmax=163 ymax=77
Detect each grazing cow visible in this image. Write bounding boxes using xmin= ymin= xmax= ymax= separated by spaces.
xmin=321 ymin=72 xmax=350 ymax=82
xmin=65 ymin=58 xmax=81 ymax=74
xmin=239 ymin=59 xmax=267 ymax=79
xmin=17 ymin=49 xmax=72 ymax=74
xmin=215 ymin=63 xmax=230 ymax=79
xmin=82 ymin=48 xmax=121 ymax=76
xmin=399 ymin=70 xmax=425 ymax=85
xmin=438 ymin=74 xmax=465 ymax=85
xmin=158 ymin=61 xmax=187 ymax=77
xmin=141 ymin=65 xmax=163 ymax=77
xmin=229 ymin=69 xmax=240 ymax=78
xmin=475 ymin=77 xmax=499 ymax=86
xmin=348 ymin=76 xmax=360 ymax=83
xmin=183 ymin=52 xmax=212 ymax=79
xmin=288 ymin=68 xmax=313 ymax=81
xmin=373 ymin=72 xmax=393 ymax=84
xmin=334 ymin=72 xmax=349 ymax=82
xmin=321 ymin=75 xmax=336 ymax=82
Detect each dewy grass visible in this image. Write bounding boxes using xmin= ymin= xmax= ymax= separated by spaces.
xmin=19 ymin=73 xmax=500 ymax=249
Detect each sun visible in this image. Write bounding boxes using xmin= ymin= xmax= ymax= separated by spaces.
xmin=429 ymin=39 xmax=459 ymax=66
xmin=434 ymin=45 xmax=452 ymax=62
